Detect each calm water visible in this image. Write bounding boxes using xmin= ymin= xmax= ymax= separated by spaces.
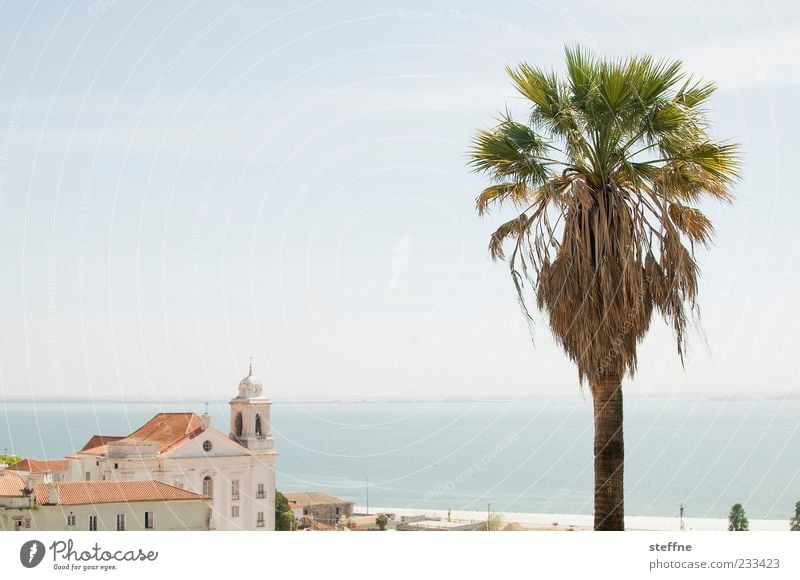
xmin=1 ymin=398 xmax=798 ymax=520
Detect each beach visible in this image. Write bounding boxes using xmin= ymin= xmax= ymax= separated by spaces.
xmin=362 ymin=506 xmax=791 ymax=531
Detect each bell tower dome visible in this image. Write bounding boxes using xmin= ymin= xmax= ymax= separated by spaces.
xmin=229 ymin=358 xmax=274 ymax=453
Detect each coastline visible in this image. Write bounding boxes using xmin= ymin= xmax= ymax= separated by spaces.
xmin=360 ymin=506 xmax=791 ymax=531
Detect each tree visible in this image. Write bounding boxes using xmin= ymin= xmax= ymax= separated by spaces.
xmin=485 ymin=511 xmax=505 ymax=531
xmin=468 ymin=46 xmax=739 ymax=530
xmin=728 ymin=503 xmax=749 ymax=531
xmin=275 ymin=491 xmax=297 ymax=531
xmin=0 ymin=454 xmax=21 ymax=466
xmin=790 ymin=501 xmax=800 ymax=531
xmin=375 ymin=513 xmax=390 ymax=531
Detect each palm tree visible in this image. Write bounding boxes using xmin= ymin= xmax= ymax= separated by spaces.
xmin=468 ymin=46 xmax=739 ymax=530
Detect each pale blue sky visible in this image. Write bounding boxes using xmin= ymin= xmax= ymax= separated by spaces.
xmin=0 ymin=0 xmax=798 ymax=401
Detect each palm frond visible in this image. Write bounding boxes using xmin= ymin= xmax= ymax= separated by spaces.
xmin=468 ymin=45 xmax=741 ymax=384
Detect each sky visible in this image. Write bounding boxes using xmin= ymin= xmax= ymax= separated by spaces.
xmin=0 ymin=0 xmax=798 ymax=402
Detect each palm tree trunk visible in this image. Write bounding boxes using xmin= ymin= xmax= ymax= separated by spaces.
xmin=592 ymin=373 xmax=625 ymax=530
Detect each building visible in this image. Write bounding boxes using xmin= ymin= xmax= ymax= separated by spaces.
xmin=66 ymin=363 xmax=279 ymax=531
xmin=4 ymin=458 xmax=71 ymax=484
xmin=284 ymin=491 xmax=354 ymax=528
xmin=0 ymin=472 xmax=209 ymax=531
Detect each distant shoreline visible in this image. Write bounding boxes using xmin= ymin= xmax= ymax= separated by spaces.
xmin=361 ymin=506 xmax=792 ymax=531
xmin=2 ymin=393 xmax=799 ymax=405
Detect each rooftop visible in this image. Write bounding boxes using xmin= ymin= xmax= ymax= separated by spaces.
xmin=77 ymin=413 xmax=205 ymax=457
xmin=77 ymin=435 xmax=125 ymax=456
xmin=0 ymin=470 xmax=26 ymax=497
xmin=6 ymin=458 xmax=71 ymax=473
xmin=34 ymin=480 xmax=207 ymax=506
xmin=284 ymin=491 xmax=354 ymax=507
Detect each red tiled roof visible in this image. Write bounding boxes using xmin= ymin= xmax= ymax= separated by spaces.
xmin=120 ymin=413 xmax=204 ymax=453
xmin=0 ymin=470 xmax=26 ymax=497
xmin=6 ymin=458 xmax=71 ymax=473
xmin=78 ymin=435 xmax=125 ymax=455
xmin=33 ymin=480 xmax=207 ymax=506
xmin=284 ymin=491 xmax=353 ymax=507
xmin=77 ymin=414 xmax=205 ymax=457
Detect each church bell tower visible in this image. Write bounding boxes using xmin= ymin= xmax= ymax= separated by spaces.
xmin=229 ymin=359 xmax=274 ymax=453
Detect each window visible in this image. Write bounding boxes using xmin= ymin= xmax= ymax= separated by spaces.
xmin=116 ymin=513 xmax=126 ymax=531
xmin=255 ymin=414 xmax=262 ymax=437
xmin=202 ymin=440 xmax=212 ymax=452
xmin=256 ymin=483 xmax=265 ymax=499
xmin=114 ymin=463 xmax=119 ymax=469
xmin=231 ymin=480 xmax=240 ymax=501
xmin=85 ymin=472 xmax=91 ymax=481
xmin=66 ymin=514 xmax=76 ymax=527
xmin=202 ymin=476 xmax=213 ymax=498
xmin=256 ymin=512 xmax=265 ymax=528
xmin=231 ymin=506 xmax=239 ymax=518
xmin=303 ymin=508 xmax=309 ymax=516
xmin=335 ymin=507 xmax=341 ymax=517
xmin=235 ymin=412 xmax=243 ymax=437
xmin=24 ymin=518 xmax=31 ymax=529
xmin=88 ymin=515 xmax=98 ymax=531
xmin=144 ymin=511 xmax=154 ymax=529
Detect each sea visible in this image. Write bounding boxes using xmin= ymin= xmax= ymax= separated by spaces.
xmin=1 ymin=397 xmax=798 ymax=521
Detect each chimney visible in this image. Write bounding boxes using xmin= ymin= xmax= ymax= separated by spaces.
xmin=47 ymin=483 xmax=60 ymax=505
xmin=201 ymin=413 xmax=211 ymax=430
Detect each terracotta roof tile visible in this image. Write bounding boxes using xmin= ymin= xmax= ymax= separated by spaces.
xmin=78 ymin=435 xmax=125 ymax=455
xmin=284 ymin=491 xmax=353 ymax=507
xmin=33 ymin=480 xmax=207 ymax=506
xmin=0 ymin=470 xmax=26 ymax=497
xmin=6 ymin=458 xmax=71 ymax=473
xmin=118 ymin=413 xmax=204 ymax=454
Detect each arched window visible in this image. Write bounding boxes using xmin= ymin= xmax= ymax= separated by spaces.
xmin=255 ymin=414 xmax=262 ymax=437
xmin=235 ymin=412 xmax=243 ymax=437
xmin=203 ymin=476 xmax=213 ymax=498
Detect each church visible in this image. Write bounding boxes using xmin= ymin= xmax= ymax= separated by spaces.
xmin=66 ymin=364 xmax=279 ymax=531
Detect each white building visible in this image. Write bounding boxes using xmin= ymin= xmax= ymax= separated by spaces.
xmin=0 ymin=472 xmax=209 ymax=531
xmin=68 ymin=365 xmax=279 ymax=530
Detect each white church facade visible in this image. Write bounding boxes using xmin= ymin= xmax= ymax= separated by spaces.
xmin=67 ymin=365 xmax=279 ymax=531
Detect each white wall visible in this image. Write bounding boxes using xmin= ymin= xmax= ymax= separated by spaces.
xmin=23 ymin=499 xmax=210 ymax=531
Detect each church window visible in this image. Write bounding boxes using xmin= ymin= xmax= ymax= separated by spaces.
xmin=231 ymin=506 xmax=239 ymax=518
xmin=231 ymin=480 xmax=240 ymax=501
xmin=235 ymin=412 xmax=243 ymax=437
xmin=256 ymin=483 xmax=265 ymax=499
xmin=202 ymin=440 xmax=212 ymax=452
xmin=203 ymin=476 xmax=213 ymax=498
xmin=255 ymin=414 xmax=262 ymax=437
xmin=256 ymin=512 xmax=265 ymax=527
